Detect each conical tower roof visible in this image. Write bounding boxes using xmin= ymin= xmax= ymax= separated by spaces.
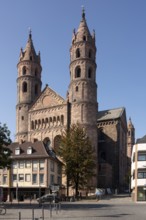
xmin=73 ymin=8 xmax=94 ymax=43
xmin=19 ymin=30 xmax=40 ymax=63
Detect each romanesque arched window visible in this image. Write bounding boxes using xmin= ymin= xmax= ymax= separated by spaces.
xmin=35 ymin=84 xmax=38 ymax=95
xmin=75 ymin=86 xmax=78 ymax=92
xmin=61 ymin=115 xmax=64 ymax=125
xmin=53 ymin=117 xmax=56 ymax=126
xmin=31 ymin=121 xmax=34 ymax=130
xmin=88 ymin=49 xmax=92 ymax=58
xmin=75 ymin=66 xmax=81 ymax=78
xmin=38 ymin=119 xmax=41 ymax=128
xmin=57 ymin=116 xmax=60 ymax=125
xmin=76 ymin=48 xmax=80 ymax=58
xmin=54 ymin=135 xmax=61 ymax=152
xmin=45 ymin=118 xmax=49 ymax=127
xmin=22 ymin=81 xmax=27 ymax=93
xmin=35 ymin=68 xmax=38 ymax=76
xmin=35 ymin=120 xmax=37 ymax=129
xmin=42 ymin=119 xmax=45 ymax=128
xmin=49 ymin=117 xmax=53 ymax=127
xmin=88 ymin=68 xmax=92 ymax=78
xmin=83 ymin=36 xmax=86 ymax=41
xmin=43 ymin=137 xmax=51 ymax=150
xmin=22 ymin=66 xmax=26 ymax=75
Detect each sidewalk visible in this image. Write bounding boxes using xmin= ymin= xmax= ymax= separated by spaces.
xmin=5 ymin=193 xmax=132 ymax=206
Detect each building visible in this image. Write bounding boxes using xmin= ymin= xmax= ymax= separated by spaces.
xmin=97 ymin=109 xmax=135 ymax=191
xmin=0 ymin=9 xmax=134 ymax=200
xmin=0 ymin=141 xmax=62 ymax=201
xmin=131 ymin=135 xmax=146 ymax=202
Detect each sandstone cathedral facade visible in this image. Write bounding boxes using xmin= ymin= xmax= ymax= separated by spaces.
xmin=14 ymin=9 xmax=134 ymax=192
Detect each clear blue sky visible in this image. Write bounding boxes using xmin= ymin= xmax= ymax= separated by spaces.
xmin=0 ymin=0 xmax=146 ymax=141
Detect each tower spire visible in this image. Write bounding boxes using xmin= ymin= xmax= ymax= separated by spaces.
xmin=28 ymin=27 xmax=32 ymax=39
xmin=81 ymin=5 xmax=85 ymax=19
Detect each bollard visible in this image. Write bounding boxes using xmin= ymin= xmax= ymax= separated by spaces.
xmin=50 ymin=202 xmax=52 ymax=218
xmin=41 ymin=205 xmax=44 ymax=220
xmin=32 ymin=208 xmax=34 ymax=220
xmin=19 ymin=212 xmax=21 ymax=220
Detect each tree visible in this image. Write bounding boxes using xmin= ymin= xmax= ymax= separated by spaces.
xmin=57 ymin=123 xmax=96 ymax=197
xmin=0 ymin=123 xmax=12 ymax=169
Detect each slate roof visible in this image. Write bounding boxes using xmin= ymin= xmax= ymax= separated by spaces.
xmin=136 ymin=135 xmax=146 ymax=144
xmin=7 ymin=141 xmax=61 ymax=162
xmin=97 ymin=107 xmax=125 ymax=122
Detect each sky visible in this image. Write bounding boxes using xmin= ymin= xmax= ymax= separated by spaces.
xmin=0 ymin=0 xmax=146 ymax=141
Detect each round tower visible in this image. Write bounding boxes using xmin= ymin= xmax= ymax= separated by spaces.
xmin=68 ymin=9 xmax=98 ymax=187
xmin=15 ymin=31 xmax=42 ymax=143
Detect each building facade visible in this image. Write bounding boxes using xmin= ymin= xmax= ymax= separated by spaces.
xmin=131 ymin=136 xmax=146 ymax=202
xmin=0 ymin=9 xmax=134 ymax=200
xmin=0 ymin=141 xmax=62 ymax=201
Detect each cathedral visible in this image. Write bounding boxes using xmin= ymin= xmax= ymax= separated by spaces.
xmin=0 ymin=9 xmax=135 ymax=200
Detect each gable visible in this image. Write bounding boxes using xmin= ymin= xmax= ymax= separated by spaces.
xmin=30 ymin=86 xmax=66 ymax=111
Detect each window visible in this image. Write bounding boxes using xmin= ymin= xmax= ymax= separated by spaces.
xmin=19 ymin=174 xmax=24 ymax=181
xmin=57 ymin=164 xmax=61 ymax=174
xmin=138 ymin=170 xmax=146 ymax=179
xmin=83 ymin=36 xmax=86 ymax=41
xmin=25 ymin=174 xmax=31 ymax=182
xmin=75 ymin=66 xmax=81 ymax=78
xmin=133 ymin=153 xmax=135 ymax=162
xmin=75 ymin=86 xmax=78 ymax=92
xmin=54 ymin=135 xmax=61 ymax=152
xmin=35 ymin=68 xmax=38 ymax=76
xmin=13 ymin=174 xmax=17 ymax=181
xmin=88 ymin=49 xmax=92 ymax=58
xmin=76 ymin=48 xmax=80 ymax=58
xmin=32 ymin=174 xmax=37 ymax=184
xmin=31 ymin=121 xmax=34 ymax=130
xmin=138 ymin=153 xmax=146 ymax=161
xmin=22 ymin=81 xmax=27 ymax=93
xmin=57 ymin=176 xmax=61 ymax=185
xmin=21 ymin=116 xmax=24 ymax=120
xmin=50 ymin=174 xmax=54 ymax=185
xmin=15 ymin=147 xmax=20 ymax=155
xmin=88 ymin=68 xmax=92 ymax=78
xmin=19 ymin=161 xmax=24 ymax=168
xmin=27 ymin=146 xmax=32 ymax=154
xmin=22 ymin=66 xmax=26 ymax=75
xmin=39 ymin=160 xmax=45 ymax=171
xmin=3 ymin=175 xmax=7 ymax=184
xmin=39 ymin=174 xmax=44 ymax=184
xmin=12 ymin=161 xmax=18 ymax=168
xmin=32 ymin=161 xmax=38 ymax=171
xmin=35 ymin=84 xmax=38 ymax=95
xmin=25 ymin=161 xmax=31 ymax=168
xmin=50 ymin=161 xmax=54 ymax=172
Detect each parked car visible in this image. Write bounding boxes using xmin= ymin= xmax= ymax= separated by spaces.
xmin=37 ymin=193 xmax=60 ymax=204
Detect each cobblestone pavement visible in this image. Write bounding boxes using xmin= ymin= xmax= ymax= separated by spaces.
xmin=1 ymin=194 xmax=146 ymax=220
